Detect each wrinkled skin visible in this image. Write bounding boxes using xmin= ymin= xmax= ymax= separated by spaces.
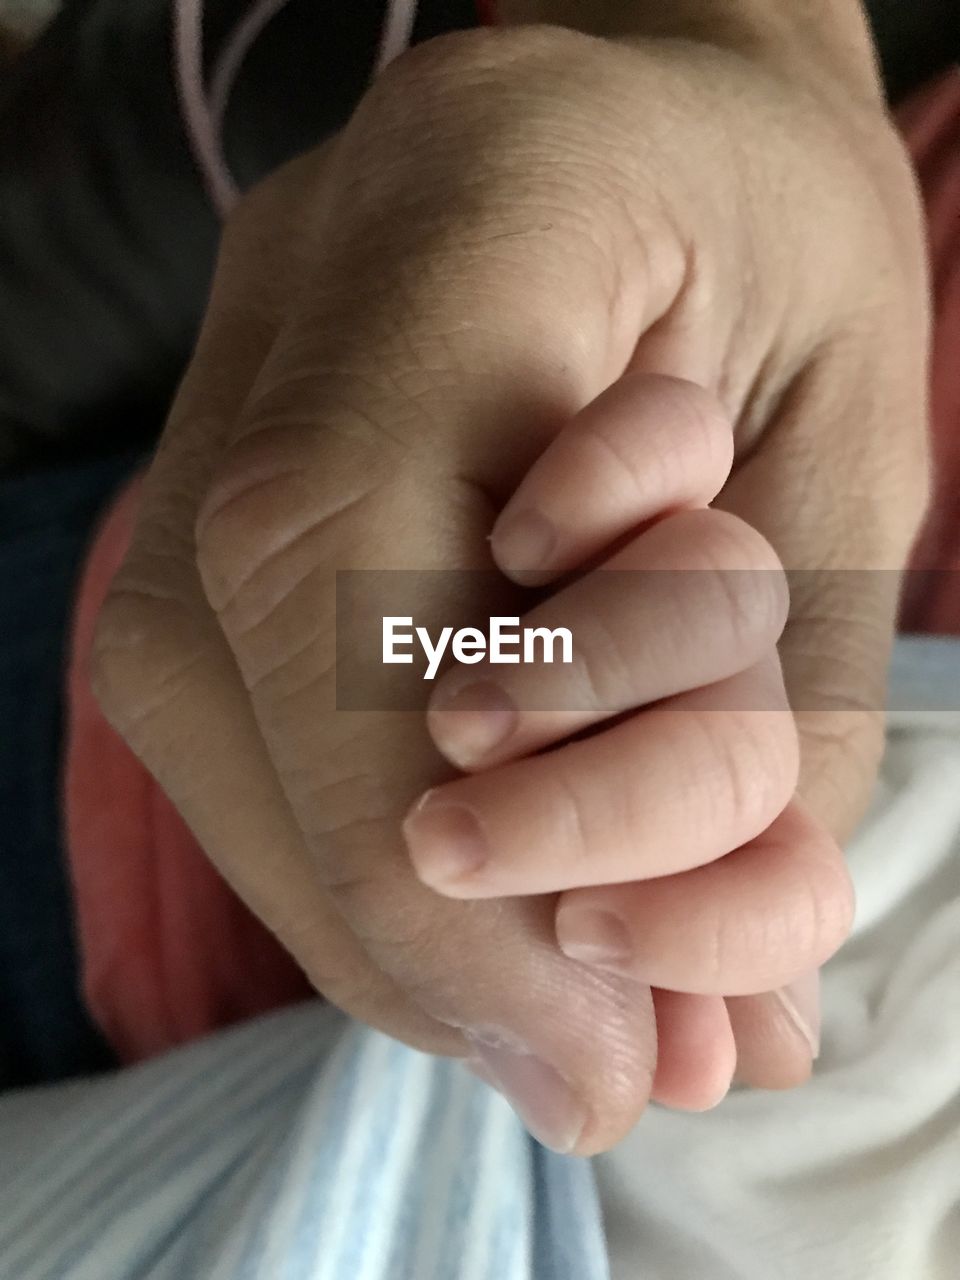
xmin=92 ymin=26 xmax=929 ymax=1154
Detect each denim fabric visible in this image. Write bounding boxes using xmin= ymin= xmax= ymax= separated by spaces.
xmin=0 ymin=452 xmax=138 ymax=1088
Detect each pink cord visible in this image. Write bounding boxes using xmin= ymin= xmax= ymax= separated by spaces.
xmin=373 ymin=0 xmax=418 ymax=74
xmin=208 ymin=0 xmax=295 ymax=137
xmin=174 ymin=0 xmax=420 ymax=219
xmin=173 ymin=0 xmax=237 ymax=216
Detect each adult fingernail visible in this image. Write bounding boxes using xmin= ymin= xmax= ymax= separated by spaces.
xmin=555 ymin=904 xmax=633 ymax=970
xmin=774 ymin=972 xmax=821 ymax=1060
xmin=490 ymin=509 xmax=557 ymax=581
xmin=402 ymin=794 xmax=488 ymax=889
xmin=428 ymin=680 xmax=518 ymax=767
xmin=466 ymin=1036 xmax=588 ymax=1154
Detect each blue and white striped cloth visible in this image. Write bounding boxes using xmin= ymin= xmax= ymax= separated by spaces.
xmin=0 ymin=1002 xmax=610 ymax=1280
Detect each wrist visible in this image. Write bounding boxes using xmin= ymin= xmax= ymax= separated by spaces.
xmin=496 ymin=1 xmax=884 ymax=107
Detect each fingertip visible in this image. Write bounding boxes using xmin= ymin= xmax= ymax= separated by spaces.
xmin=733 ymin=1052 xmax=815 ymax=1092
xmin=650 ymin=989 xmax=737 ymax=1112
xmin=464 ymin=1036 xmax=590 ymax=1154
xmin=426 ymin=678 xmax=519 ymax=770
xmin=726 ymin=986 xmax=819 ymax=1090
xmin=774 ymin=972 xmax=821 ymax=1061
xmin=401 ymin=791 xmax=491 ymax=894
xmin=489 ymin=508 xmax=561 ymax=585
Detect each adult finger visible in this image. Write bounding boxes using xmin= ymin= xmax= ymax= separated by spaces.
xmin=93 ymin=151 xmax=458 ymax=1055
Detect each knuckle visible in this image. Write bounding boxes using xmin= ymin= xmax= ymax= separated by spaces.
xmin=550 ymin=768 xmax=595 ymax=868
xmin=807 ymin=857 xmax=856 ymax=963
xmin=694 ymin=707 xmax=799 ymax=839
xmin=327 ymin=863 xmax=449 ymax=976
xmin=571 ymin=607 xmax=637 ymax=713
xmin=195 ymin=472 xmax=304 ymax=630
xmin=194 ymin=431 xmax=313 ymax=620
xmin=299 ymin=950 xmax=382 ymax=1016
xmin=338 ymin=28 xmax=659 ymax=334
xmin=799 ymin=705 xmax=885 ymax=766
xmin=655 ymin=377 xmax=733 ymax=488
xmin=195 ymin=392 xmax=402 ymax=636
xmin=712 ymin=570 xmax=788 ymax=661
xmin=703 ymin=901 xmax=736 ymax=988
xmin=278 ymin=895 xmax=456 ymax=1053
xmin=369 ymin=24 xmax=591 ymax=115
xmin=577 ymin=415 xmax=649 ymax=500
xmin=689 ymin=510 xmax=790 ymax=652
xmin=777 ymin=853 xmax=855 ymax=974
xmin=577 ymin=378 xmax=731 ymax=507
xmin=796 ymin=707 xmax=886 ymax=838
xmin=693 ymin=508 xmax=785 ymax=579
xmin=196 ymin=445 xmax=334 ymax=634
xmin=91 ymin=584 xmax=199 ymax=747
xmin=89 ymin=593 xmax=140 ymax=730
xmin=701 ymin=839 xmax=853 ymax=988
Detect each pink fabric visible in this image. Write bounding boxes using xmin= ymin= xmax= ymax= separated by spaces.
xmin=900 ymin=69 xmax=960 ymax=630
xmin=62 ymin=66 xmax=960 ymax=1065
xmin=63 ymin=478 xmax=310 ymax=1063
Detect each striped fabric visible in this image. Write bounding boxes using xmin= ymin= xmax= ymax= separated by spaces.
xmin=0 ymin=1002 xmax=610 ymax=1280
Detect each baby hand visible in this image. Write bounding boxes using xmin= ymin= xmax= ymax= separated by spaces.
xmin=413 ymin=373 xmax=854 ymax=1107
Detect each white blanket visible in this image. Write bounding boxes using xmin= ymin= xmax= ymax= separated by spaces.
xmin=597 ymin=637 xmax=960 ymax=1280
xmin=1 ymin=638 xmax=957 ymax=1279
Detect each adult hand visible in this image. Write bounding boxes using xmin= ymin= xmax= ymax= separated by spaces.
xmin=93 ymin=19 xmax=928 ymax=1152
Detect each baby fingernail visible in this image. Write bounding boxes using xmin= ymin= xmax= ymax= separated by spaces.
xmin=774 ymin=972 xmax=821 ymax=1060
xmin=428 ymin=680 xmax=518 ymax=767
xmin=402 ymin=795 xmax=488 ymax=889
xmin=466 ymin=1037 xmax=588 ymax=1154
xmin=490 ymin=509 xmax=557 ymax=581
xmin=556 ymin=904 xmax=632 ymax=970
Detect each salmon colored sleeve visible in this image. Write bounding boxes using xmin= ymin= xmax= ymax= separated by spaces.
xmin=62 ymin=474 xmax=311 ymax=1065
xmin=899 ymin=69 xmax=960 ymax=634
